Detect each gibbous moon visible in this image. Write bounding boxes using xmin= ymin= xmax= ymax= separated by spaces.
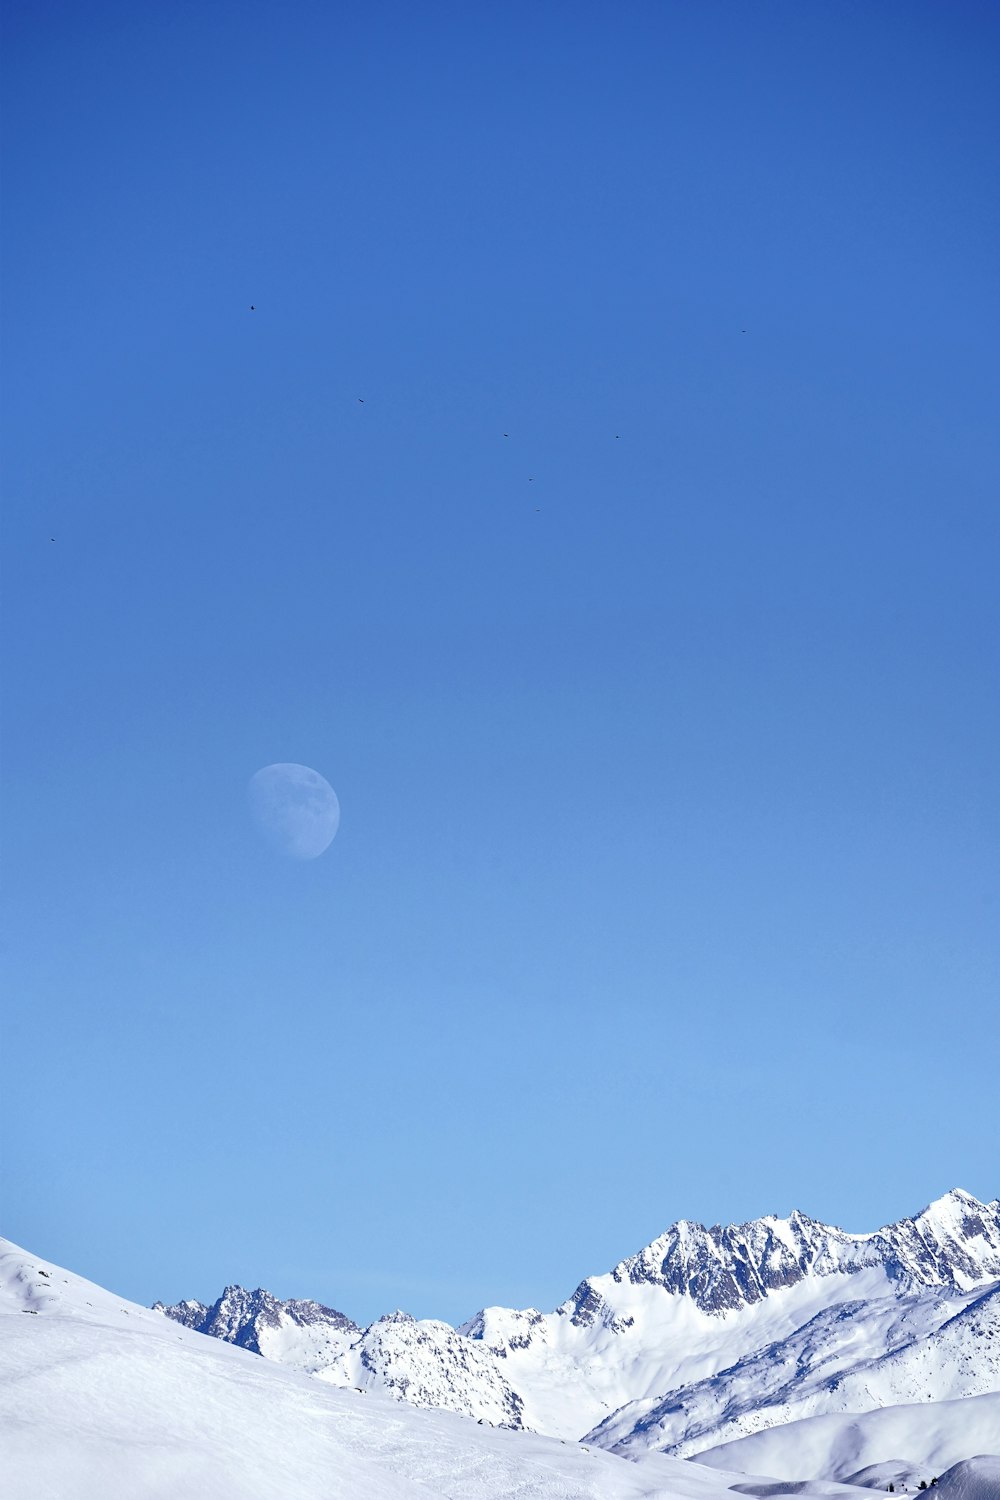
xmin=248 ymin=763 xmax=340 ymax=859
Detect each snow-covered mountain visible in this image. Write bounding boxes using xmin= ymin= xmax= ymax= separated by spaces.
xmin=153 ymin=1283 xmax=361 ymax=1362
xmin=592 ymin=1186 xmax=1000 ymax=1309
xmin=157 ymin=1283 xmax=359 ymax=1346
xmin=587 ymin=1279 xmax=1000 ymax=1457
xmin=1 ymin=1234 xmax=863 ymax=1500
xmin=154 ymin=1285 xmax=528 ymax=1425
xmin=156 ymin=1189 xmax=1000 ymax=1453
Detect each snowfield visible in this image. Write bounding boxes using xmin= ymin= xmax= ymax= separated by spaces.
xmin=931 ymin=1458 xmax=1000 ymax=1499
xmin=692 ymin=1394 xmax=1000 ymax=1486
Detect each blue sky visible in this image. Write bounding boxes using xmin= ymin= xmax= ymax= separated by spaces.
xmin=2 ymin=0 xmax=998 ymax=1324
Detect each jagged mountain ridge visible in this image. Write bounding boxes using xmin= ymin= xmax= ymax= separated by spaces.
xmin=155 ymin=1189 xmax=1000 ymax=1446
xmin=152 ymin=1285 xmax=358 ymax=1355
xmin=572 ymin=1186 xmax=1000 ymax=1319
xmin=153 ymin=1287 xmax=526 ymax=1424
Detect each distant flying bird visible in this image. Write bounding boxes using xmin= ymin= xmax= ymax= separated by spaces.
xmin=50 ymin=537 xmax=55 ymax=542
xmin=357 ymin=398 xmax=365 ymax=404
xmin=503 ymin=432 xmax=509 ymax=438
xmin=250 ymin=305 xmax=255 ymax=311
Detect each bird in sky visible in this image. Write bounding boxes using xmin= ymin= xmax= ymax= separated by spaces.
xmin=503 ymin=432 xmax=509 ymax=438
xmin=357 ymin=398 xmax=365 ymax=404
xmin=250 ymin=304 xmax=255 ymax=311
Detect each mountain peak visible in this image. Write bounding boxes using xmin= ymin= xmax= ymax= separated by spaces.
xmin=604 ymin=1191 xmax=1000 ymax=1314
xmin=375 ymin=1309 xmax=416 ymax=1326
xmin=918 ymin=1186 xmax=988 ymax=1219
xmin=156 ymin=1283 xmax=358 ymax=1354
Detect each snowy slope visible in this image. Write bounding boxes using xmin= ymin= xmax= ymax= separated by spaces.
xmin=690 ymin=1393 xmax=1000 ymax=1485
xmin=587 ymin=1280 xmax=1000 ymax=1456
xmin=1 ymin=1235 xmax=816 ymax=1500
xmin=931 ymin=1457 xmax=1000 ymax=1499
xmin=157 ymin=1189 xmax=1000 ymax=1447
xmin=314 ymin=1309 xmax=528 ymax=1426
xmin=458 ymin=1266 xmax=906 ymax=1438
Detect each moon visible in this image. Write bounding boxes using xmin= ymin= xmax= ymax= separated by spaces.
xmin=248 ymin=763 xmax=340 ymax=859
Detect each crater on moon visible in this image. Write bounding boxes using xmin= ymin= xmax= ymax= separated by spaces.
xmin=248 ymin=763 xmax=340 ymax=859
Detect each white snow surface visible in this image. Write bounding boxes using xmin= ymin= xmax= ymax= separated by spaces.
xmin=691 ymin=1393 xmax=1000 ymax=1485
xmin=931 ymin=1457 xmax=1000 ymax=1499
xmin=1 ymin=1235 xmax=838 ymax=1500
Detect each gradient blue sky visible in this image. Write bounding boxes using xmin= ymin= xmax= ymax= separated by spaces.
xmin=2 ymin=0 xmax=998 ymax=1325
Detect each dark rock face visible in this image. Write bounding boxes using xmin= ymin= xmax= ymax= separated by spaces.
xmin=606 ymin=1190 xmax=1000 ymax=1316
xmin=152 ymin=1298 xmax=209 ymax=1330
xmin=156 ymin=1285 xmax=358 ymax=1353
xmin=613 ymin=1214 xmax=844 ymax=1313
xmin=565 ymin=1278 xmax=636 ymax=1333
xmin=568 ymin=1280 xmax=607 ymax=1328
xmin=282 ymin=1297 xmax=359 ymax=1333
xmin=866 ymin=1193 xmax=1000 ymax=1291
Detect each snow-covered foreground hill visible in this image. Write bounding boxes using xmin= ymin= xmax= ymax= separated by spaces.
xmin=157 ymin=1189 xmax=1000 ymax=1457
xmin=931 ymin=1458 xmax=1000 ymax=1499
xmin=3 ymin=1236 xmax=874 ymax=1500
xmin=692 ymin=1394 xmax=1000 ymax=1488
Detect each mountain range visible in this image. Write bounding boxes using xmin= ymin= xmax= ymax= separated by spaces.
xmin=155 ymin=1187 xmax=1000 ymax=1457
xmin=4 ymin=1189 xmax=999 ymax=1498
